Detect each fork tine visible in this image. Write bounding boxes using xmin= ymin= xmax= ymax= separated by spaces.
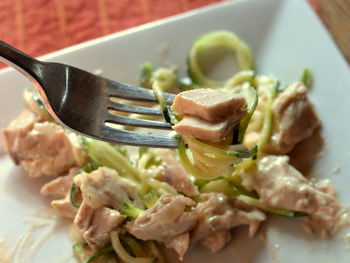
xmin=100 ymin=126 xmax=178 ymax=148
xmin=108 ymin=100 xmax=162 ymax=116
xmin=106 ymin=113 xmax=172 ymax=129
xmin=107 ymin=80 xmax=175 ymax=104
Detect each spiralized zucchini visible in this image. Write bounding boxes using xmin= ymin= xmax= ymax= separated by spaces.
xmin=70 ymin=183 xmax=81 ymax=208
xmin=83 ymin=137 xmax=140 ymax=182
xmin=188 ymin=30 xmax=254 ymax=87
xmin=83 ymin=246 xmax=115 ymax=263
xmin=255 ymin=76 xmax=279 ymax=151
xmin=110 ymin=231 xmax=155 ymax=263
xmin=178 ymin=137 xmax=257 ymax=180
xmin=237 ymin=83 xmax=259 ymax=144
xmin=200 ymin=178 xmax=239 ymax=197
xmin=236 ymin=195 xmax=306 ymax=217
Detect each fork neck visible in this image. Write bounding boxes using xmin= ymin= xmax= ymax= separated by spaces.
xmin=0 ymin=41 xmax=45 ymax=85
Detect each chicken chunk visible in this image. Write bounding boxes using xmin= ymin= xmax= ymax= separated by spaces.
xmin=74 ymin=202 xmax=126 ymax=250
xmin=2 ymin=113 xmax=87 ymax=177
xmin=242 ymin=155 xmax=336 ymax=215
xmin=2 ymin=109 xmax=38 ymax=164
xmin=74 ymin=167 xmax=138 ymax=209
xmin=50 ymin=196 xmax=78 ymax=219
xmin=267 ymin=83 xmax=320 ymax=154
xmin=40 ymin=168 xmax=78 ymax=218
xmin=127 ymin=194 xmax=198 ymax=244
xmin=172 ymin=88 xmax=246 ymax=122
xmin=41 ymin=168 xmax=78 ymax=198
xmin=172 ymin=115 xmax=239 ymax=142
xmin=155 ymin=149 xmax=199 ymax=197
xmin=201 ymin=230 xmax=232 ymax=253
xmin=166 ymin=232 xmax=190 ymax=261
xmin=23 ymin=89 xmax=53 ymax=121
xmin=191 ymin=193 xmax=266 ymax=244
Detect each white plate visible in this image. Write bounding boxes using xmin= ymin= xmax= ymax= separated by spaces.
xmin=1 ymin=0 xmax=350 ymax=262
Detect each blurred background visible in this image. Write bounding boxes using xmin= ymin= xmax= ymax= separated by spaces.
xmin=0 ymin=0 xmax=349 ymax=64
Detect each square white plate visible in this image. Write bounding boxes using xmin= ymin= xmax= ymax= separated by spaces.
xmin=1 ymin=0 xmax=350 ymax=262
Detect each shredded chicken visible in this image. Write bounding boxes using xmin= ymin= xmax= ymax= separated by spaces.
xmin=242 ymin=156 xmax=336 ymax=215
xmin=41 ymin=168 xmax=78 ymax=198
xmin=166 ymin=232 xmax=190 ymax=261
xmin=40 ymin=168 xmax=79 ymax=218
xmin=2 ymin=111 xmax=87 ymax=177
xmin=74 ymin=201 xmax=126 ymax=250
xmin=2 ymin=109 xmax=38 ymax=164
xmin=155 ymin=149 xmax=199 ymax=197
xmin=268 ymin=83 xmax=320 ymax=154
xmin=246 ymin=82 xmax=320 ymax=154
xmin=201 ymin=230 xmax=232 ymax=253
xmin=302 ymin=180 xmax=348 ymax=238
xmin=74 ymin=167 xmax=139 ymax=209
xmin=241 ymin=155 xmax=344 ymax=237
xmin=191 ymin=193 xmax=266 ymax=244
xmin=127 ymin=194 xmax=198 ymax=253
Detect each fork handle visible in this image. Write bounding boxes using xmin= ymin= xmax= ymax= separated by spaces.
xmin=0 ymin=41 xmax=45 ymax=84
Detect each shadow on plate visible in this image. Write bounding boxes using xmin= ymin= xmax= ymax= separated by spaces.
xmin=3 ymin=163 xmax=53 ymax=206
xmin=164 ymin=225 xmax=266 ymax=263
xmin=289 ymin=127 xmax=324 ymax=176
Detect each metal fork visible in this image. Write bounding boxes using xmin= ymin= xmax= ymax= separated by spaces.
xmin=0 ymin=41 xmax=178 ymax=148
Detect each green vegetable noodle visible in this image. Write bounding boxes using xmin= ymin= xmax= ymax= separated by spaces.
xmin=120 ymin=202 xmax=144 ymax=219
xmin=188 ymin=30 xmax=254 ymax=87
xmin=110 ymin=231 xmax=156 ymax=263
xmin=83 ymin=137 xmax=140 ymax=182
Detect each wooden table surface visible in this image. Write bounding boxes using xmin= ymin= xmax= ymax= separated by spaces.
xmin=316 ymin=0 xmax=350 ymax=64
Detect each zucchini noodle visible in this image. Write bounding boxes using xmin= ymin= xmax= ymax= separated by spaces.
xmin=178 ymin=137 xmax=217 ymax=179
xmin=237 ymin=84 xmax=259 ymax=143
xmin=145 ymin=177 xmax=178 ymax=195
xmin=188 ymin=31 xmax=254 ymax=87
xmin=140 ymin=63 xmax=153 ymax=89
xmin=137 ymin=150 xmax=178 ymax=196
xmin=255 ymin=77 xmax=279 ymax=151
xmin=152 ymin=81 xmax=170 ymax=123
xmin=121 ymin=235 xmax=148 ymax=257
xmin=185 ymin=136 xmax=256 ymax=159
xmin=257 ymin=94 xmax=273 ymax=151
xmin=83 ymin=138 xmax=140 ymax=182
xmin=70 ymin=183 xmax=81 ymax=209
xmin=236 ymin=195 xmax=307 ymax=218
xmin=143 ymin=190 xmax=159 ymax=209
xmin=200 ymin=179 xmax=239 ymax=197
xmin=144 ymin=241 xmax=165 ymax=263
xmin=83 ymin=246 xmax=115 ymax=263
xmin=225 ymin=70 xmax=256 ymax=88
xmin=110 ymin=231 xmax=155 ymax=263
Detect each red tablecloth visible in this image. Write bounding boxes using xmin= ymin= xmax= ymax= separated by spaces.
xmin=0 ymin=0 xmax=229 ymax=58
xmin=0 ymin=0 xmax=319 ymax=61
